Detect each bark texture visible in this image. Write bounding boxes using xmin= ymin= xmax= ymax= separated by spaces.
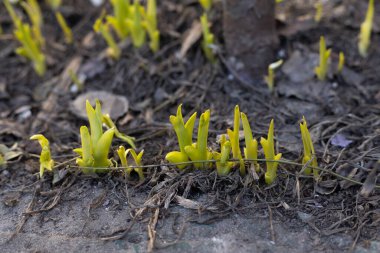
xmin=223 ymin=0 xmax=278 ymax=84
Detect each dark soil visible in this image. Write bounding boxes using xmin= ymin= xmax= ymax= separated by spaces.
xmin=0 ymin=0 xmax=379 ymax=252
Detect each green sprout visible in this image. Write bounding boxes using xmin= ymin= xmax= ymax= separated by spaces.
xmin=260 ymin=119 xmax=282 ymax=185
xmin=338 ymin=51 xmax=345 ymax=73
xmin=30 ymin=134 xmax=54 ymax=178
xmin=73 ymin=100 xmax=115 ymax=173
xmin=143 ymin=0 xmax=160 ymax=52
xmin=199 ymin=0 xmax=212 ymax=11
xmin=117 ymin=146 xmax=144 ymax=181
xmin=300 ymin=117 xmax=319 ymax=178
xmin=94 ymin=17 xmax=121 ymax=59
xmin=21 ymin=0 xmax=45 ymax=47
xmin=200 ymin=13 xmax=215 ymax=62
xmin=358 ymin=0 xmax=374 ymax=57
xmin=213 ymin=134 xmax=234 ymax=176
xmin=227 ymin=105 xmax=245 ymax=175
xmin=102 ymin=114 xmax=136 ymax=149
xmin=107 ymin=0 xmax=131 ymax=39
xmin=314 ymin=36 xmax=331 ymax=81
xmin=126 ymin=0 xmax=146 ymax=48
xmin=264 ymin=59 xmax=283 ymax=92
xmin=241 ymin=112 xmax=259 ymax=173
xmin=165 ymin=104 xmax=197 ymax=169
xmin=184 ymin=109 xmax=212 ymax=169
xmin=314 ymin=1 xmax=323 ymax=22
xmin=4 ymin=0 xmax=46 ymax=76
xmin=55 ymin=12 xmax=73 ymax=44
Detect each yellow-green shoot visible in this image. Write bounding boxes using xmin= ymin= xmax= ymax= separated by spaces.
xmin=213 ymin=134 xmax=234 ymax=176
xmin=30 ymin=134 xmax=54 ymax=178
xmin=314 ymin=1 xmax=323 ymax=22
xmin=126 ymin=1 xmax=146 ymax=48
xmin=260 ymin=119 xmax=282 ymax=185
xmin=199 ymin=0 xmax=212 ymax=11
xmin=184 ymin=109 xmax=212 ymax=169
xmin=315 ymin=36 xmax=331 ymax=81
xmin=165 ymin=104 xmax=197 ymax=169
xmin=227 ymin=105 xmax=245 ymax=175
xmin=74 ymin=100 xmax=115 ymax=173
xmin=102 ymin=114 xmax=136 ymax=149
xmin=300 ymin=117 xmax=319 ymax=178
xmin=4 ymin=0 xmax=46 ymax=76
xmin=107 ymin=0 xmax=131 ymax=39
xmin=200 ymin=13 xmax=215 ymax=62
xmin=264 ymin=59 xmax=283 ymax=92
xmin=21 ymin=0 xmax=45 ymax=47
xmin=117 ymin=146 xmax=144 ymax=181
xmin=143 ymin=0 xmax=160 ymax=52
xmin=55 ymin=12 xmax=73 ymax=44
xmin=358 ymin=0 xmax=374 ymax=57
xmin=338 ymin=52 xmax=345 ymax=73
xmin=94 ymin=18 xmax=121 ymax=59
xmin=241 ymin=112 xmax=259 ymax=173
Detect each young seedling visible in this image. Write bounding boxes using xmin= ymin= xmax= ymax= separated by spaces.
xmin=338 ymin=51 xmax=345 ymax=73
xmin=184 ymin=109 xmax=213 ymax=169
xmin=300 ymin=117 xmax=319 ymax=178
xmin=264 ymin=59 xmax=283 ymax=92
xmin=200 ymin=13 xmax=215 ymax=62
xmin=143 ymin=0 xmax=160 ymax=52
xmin=107 ymin=0 xmax=131 ymax=39
xmin=314 ymin=1 xmax=323 ymax=22
xmin=213 ymin=134 xmax=234 ymax=176
xmin=260 ymin=119 xmax=282 ymax=185
xmin=241 ymin=112 xmax=259 ymax=172
xmin=126 ymin=0 xmax=146 ymax=48
xmin=358 ymin=0 xmax=374 ymax=57
xmin=314 ymin=36 xmax=331 ymax=81
xmin=102 ymin=114 xmax=136 ymax=149
xmin=21 ymin=0 xmax=45 ymax=47
xmin=165 ymin=104 xmax=197 ymax=169
xmin=30 ymin=134 xmax=54 ymax=178
xmin=227 ymin=105 xmax=245 ymax=175
xmin=94 ymin=18 xmax=121 ymax=59
xmin=199 ymin=0 xmax=212 ymax=11
xmin=55 ymin=12 xmax=73 ymax=44
xmin=4 ymin=0 xmax=46 ymax=76
xmin=73 ymin=100 xmax=115 ymax=173
xmin=117 ymin=146 xmax=144 ymax=181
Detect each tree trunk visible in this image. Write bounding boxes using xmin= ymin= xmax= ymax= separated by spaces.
xmin=223 ymin=0 xmax=278 ymax=85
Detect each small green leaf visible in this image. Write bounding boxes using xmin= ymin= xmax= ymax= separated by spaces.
xmin=86 ymin=100 xmax=103 ymax=148
xmin=30 ymin=134 xmax=54 ymax=178
xmin=227 ymin=105 xmax=245 ymax=175
xmin=300 ymin=117 xmax=318 ymax=178
xmin=241 ymin=112 xmax=259 ymax=172
xmin=260 ymin=119 xmax=282 ymax=185
xmin=93 ymin=128 xmax=115 ymax=168
xmin=165 ymin=151 xmax=189 ymax=170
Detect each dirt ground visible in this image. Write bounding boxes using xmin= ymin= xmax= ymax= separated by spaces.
xmin=0 ymin=0 xmax=379 ymax=252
